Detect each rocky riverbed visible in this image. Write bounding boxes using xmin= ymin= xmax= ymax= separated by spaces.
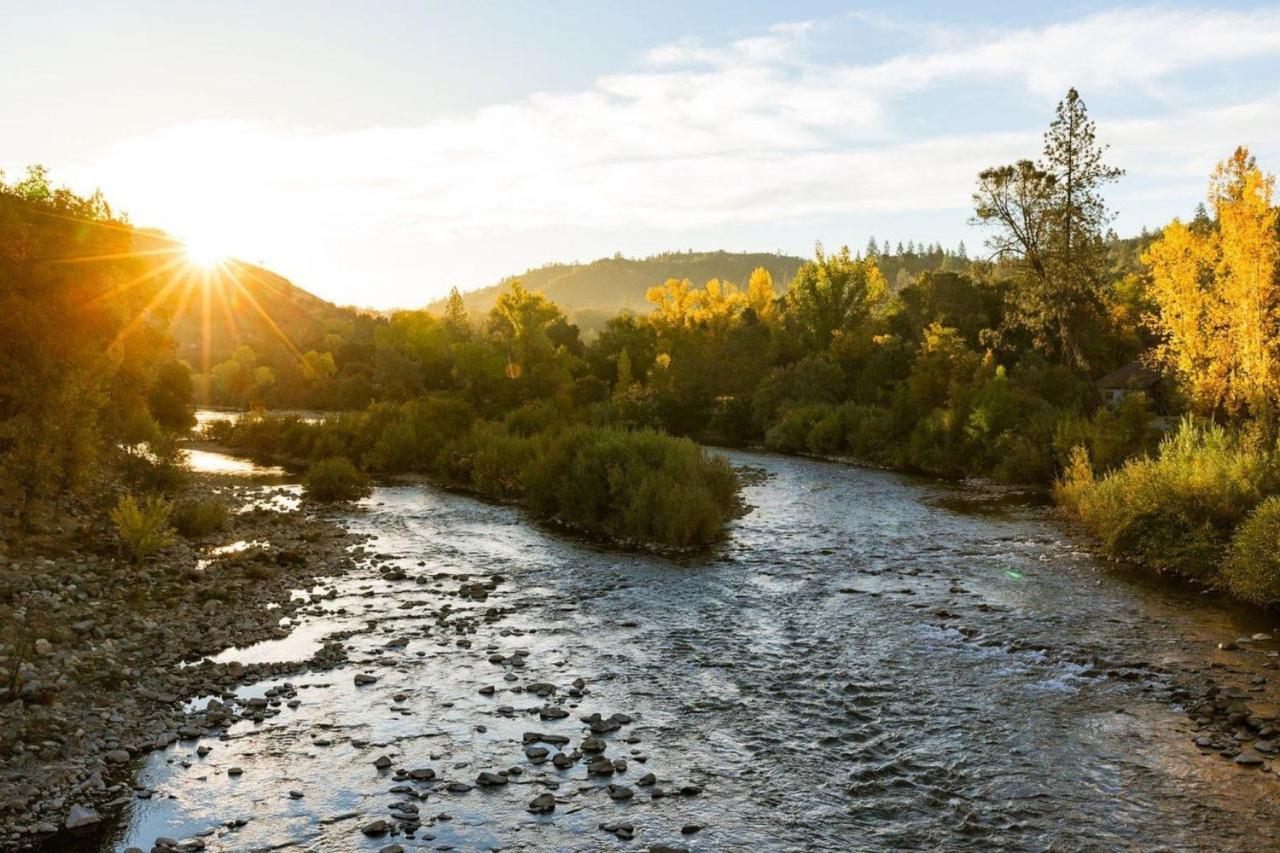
xmin=0 ymin=469 xmax=360 ymax=852
xmin=9 ymin=446 xmax=1280 ymax=852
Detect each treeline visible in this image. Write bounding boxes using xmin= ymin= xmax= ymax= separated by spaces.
xmin=0 ymin=167 xmax=196 ymax=528
xmin=216 ymin=87 xmax=1280 ymax=602
xmin=1058 ymin=147 xmax=1280 ymax=603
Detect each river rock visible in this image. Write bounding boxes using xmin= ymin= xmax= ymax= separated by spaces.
xmin=64 ymin=804 xmax=100 ymax=828
xmin=528 ymin=792 xmax=556 ymax=814
xmin=361 ymin=819 xmax=390 ymax=835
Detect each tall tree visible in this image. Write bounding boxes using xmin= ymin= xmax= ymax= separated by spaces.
xmin=973 ymin=88 xmax=1123 ymax=373
xmin=1144 ymin=147 xmax=1279 ymax=420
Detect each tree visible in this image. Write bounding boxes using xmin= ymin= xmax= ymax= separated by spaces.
xmin=746 ymin=267 xmax=776 ymax=319
xmin=443 ymin=286 xmax=471 ymax=337
xmin=783 ymin=245 xmax=887 ymax=350
xmin=972 ymin=88 xmax=1123 ymax=373
xmin=645 ymin=278 xmax=699 ymax=329
xmin=1144 ymin=148 xmax=1279 ymax=420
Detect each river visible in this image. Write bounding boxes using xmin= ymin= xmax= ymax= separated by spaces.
xmin=89 ymin=445 xmax=1280 ymax=851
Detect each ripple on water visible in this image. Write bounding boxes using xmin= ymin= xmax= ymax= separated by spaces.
xmin=83 ymin=447 xmax=1280 ymax=853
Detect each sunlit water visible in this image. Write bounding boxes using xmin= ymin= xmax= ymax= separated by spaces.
xmin=85 ymin=449 xmax=1280 ymax=852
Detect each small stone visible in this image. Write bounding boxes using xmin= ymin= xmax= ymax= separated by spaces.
xmin=373 ymin=755 xmax=393 ymax=769
xmin=607 ymin=784 xmax=634 ymax=800
xmin=105 ymin=749 xmax=131 ymax=764
xmin=354 ymin=673 xmax=378 ymax=685
xmin=34 ymin=638 xmax=53 ymax=656
xmin=64 ymin=804 xmax=100 ymax=829
xmin=681 ymin=823 xmax=704 ymax=834
xmin=227 ymin=767 xmax=244 ymax=776
xmin=528 ymin=792 xmax=556 ymax=814
xmin=477 ymin=771 xmax=508 ymax=786
xmin=361 ymin=819 xmax=390 ymax=835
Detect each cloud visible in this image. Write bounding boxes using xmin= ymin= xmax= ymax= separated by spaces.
xmin=73 ymin=6 xmax=1280 ymax=305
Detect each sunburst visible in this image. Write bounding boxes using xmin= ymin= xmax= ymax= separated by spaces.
xmin=44 ymin=212 xmax=307 ymax=385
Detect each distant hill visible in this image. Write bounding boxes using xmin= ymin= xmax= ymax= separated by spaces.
xmin=439 ymin=250 xmax=808 ymax=329
xmin=129 ymin=230 xmax=371 ymax=370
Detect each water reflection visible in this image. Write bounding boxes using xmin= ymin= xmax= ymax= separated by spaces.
xmin=88 ymin=448 xmax=1280 ymax=852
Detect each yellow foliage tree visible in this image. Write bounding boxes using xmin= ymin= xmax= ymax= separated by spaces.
xmin=746 ymin=267 xmax=776 ymax=319
xmin=645 ymin=278 xmax=698 ymax=328
xmin=1144 ymin=147 xmax=1279 ymax=419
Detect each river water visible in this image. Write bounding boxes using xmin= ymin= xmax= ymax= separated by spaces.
xmin=93 ymin=447 xmax=1280 ymax=851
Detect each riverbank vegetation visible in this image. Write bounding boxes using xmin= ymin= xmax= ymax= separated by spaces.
xmin=0 ymin=168 xmax=197 ymax=536
xmin=5 ymin=86 xmax=1280 ymax=595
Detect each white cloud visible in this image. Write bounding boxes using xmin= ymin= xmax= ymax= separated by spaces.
xmin=70 ymin=6 xmax=1280 ymax=305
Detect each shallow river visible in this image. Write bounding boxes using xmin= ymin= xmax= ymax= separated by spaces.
xmin=93 ymin=449 xmax=1280 ymax=851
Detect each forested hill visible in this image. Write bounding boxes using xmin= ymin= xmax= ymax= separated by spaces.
xmin=437 ymin=250 xmax=807 ymax=322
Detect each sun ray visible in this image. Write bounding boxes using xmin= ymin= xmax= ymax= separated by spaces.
xmin=107 ymin=263 xmax=193 ymax=352
xmin=85 ymin=255 xmax=188 ymax=308
xmin=48 ymin=246 xmax=185 ymax=265
xmin=223 ymin=263 xmax=310 ymax=369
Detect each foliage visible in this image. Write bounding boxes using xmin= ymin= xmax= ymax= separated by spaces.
xmin=1224 ymin=497 xmax=1280 ymax=605
xmin=110 ymin=495 xmax=175 ymax=563
xmin=1058 ymin=419 xmax=1278 ymax=579
xmin=170 ymin=496 xmax=229 ymax=538
xmin=1144 ymin=147 xmax=1278 ymax=420
xmin=972 ymin=88 xmax=1122 ymax=372
xmin=0 ymin=168 xmax=194 ymax=524
xmin=303 ymin=456 xmax=372 ymax=502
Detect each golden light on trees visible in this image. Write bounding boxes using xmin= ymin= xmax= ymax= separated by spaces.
xmin=1144 ymin=147 xmax=1279 ymax=420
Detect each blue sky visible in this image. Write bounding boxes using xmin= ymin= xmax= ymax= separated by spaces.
xmin=4 ymin=1 xmax=1280 ymax=307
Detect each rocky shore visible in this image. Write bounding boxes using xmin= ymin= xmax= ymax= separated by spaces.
xmin=0 ymin=474 xmax=361 ymax=852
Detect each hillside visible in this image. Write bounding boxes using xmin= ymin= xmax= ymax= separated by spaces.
xmin=440 ymin=250 xmax=807 ymax=326
xmin=126 ymin=229 xmax=371 ymax=371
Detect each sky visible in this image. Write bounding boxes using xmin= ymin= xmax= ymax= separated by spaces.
xmin=4 ymin=1 xmax=1280 ymax=308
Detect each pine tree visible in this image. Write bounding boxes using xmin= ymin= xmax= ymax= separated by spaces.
xmin=972 ymin=88 xmax=1123 ymax=374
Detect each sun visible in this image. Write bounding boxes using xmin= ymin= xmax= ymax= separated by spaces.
xmin=182 ymin=233 xmax=230 ymax=269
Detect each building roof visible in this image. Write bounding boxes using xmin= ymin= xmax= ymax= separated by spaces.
xmin=1097 ymin=361 xmax=1161 ymax=390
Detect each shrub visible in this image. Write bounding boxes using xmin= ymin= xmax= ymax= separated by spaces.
xmin=170 ymin=496 xmax=229 ymax=538
xmin=110 ymin=495 xmax=175 ymax=562
xmin=303 ymin=457 xmax=372 ymax=502
xmin=1224 ymin=497 xmax=1280 ymax=605
xmin=1057 ymin=418 xmax=1279 ymax=580
xmin=523 ymin=426 xmax=739 ymax=547
xmin=764 ymin=404 xmax=830 ymax=453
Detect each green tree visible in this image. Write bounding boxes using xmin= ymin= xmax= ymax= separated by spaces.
xmin=973 ymin=88 xmax=1123 ymax=374
xmin=783 ymin=245 xmax=887 ymax=351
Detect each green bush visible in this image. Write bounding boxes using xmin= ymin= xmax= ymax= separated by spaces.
xmin=110 ymin=495 xmax=175 ymax=562
xmin=524 ymin=426 xmax=739 ymax=547
xmin=1224 ymin=497 xmax=1280 ymax=605
xmin=764 ymin=404 xmax=830 ymax=453
xmin=303 ymin=457 xmax=372 ymax=502
xmin=170 ymin=496 xmax=229 ymax=538
xmin=1057 ymin=418 xmax=1279 ymax=580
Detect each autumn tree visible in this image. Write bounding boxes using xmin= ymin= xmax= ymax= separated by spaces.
xmin=746 ymin=267 xmax=777 ymax=320
xmin=1144 ymin=148 xmax=1279 ymax=420
xmin=973 ymin=88 xmax=1123 ymax=373
xmin=645 ymin=278 xmax=699 ymax=329
xmin=783 ymin=244 xmax=886 ymax=350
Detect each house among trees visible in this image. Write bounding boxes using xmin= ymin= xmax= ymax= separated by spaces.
xmin=1097 ymin=361 xmax=1163 ymax=409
